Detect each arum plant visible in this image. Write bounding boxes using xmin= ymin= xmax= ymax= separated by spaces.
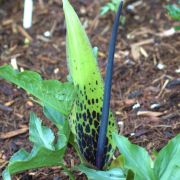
xmin=64 ymin=0 xmax=123 ymax=170
xmin=0 ymin=0 xmax=180 ymax=180
xmin=0 ymin=0 xmax=124 ymax=179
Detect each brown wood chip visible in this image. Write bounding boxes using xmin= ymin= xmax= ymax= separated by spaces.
xmin=0 ymin=126 xmax=29 ymax=139
xmin=137 ymin=111 xmax=164 ymax=117
xmin=17 ymin=25 xmax=33 ymax=41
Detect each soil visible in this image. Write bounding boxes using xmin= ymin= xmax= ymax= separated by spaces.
xmin=0 ymin=0 xmax=179 ymax=179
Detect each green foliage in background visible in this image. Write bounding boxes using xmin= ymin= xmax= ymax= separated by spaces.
xmin=100 ymin=0 xmax=121 ymax=15
xmin=165 ymin=3 xmax=180 ymax=30
xmin=165 ymin=4 xmax=180 ymax=20
xmin=100 ymin=0 xmax=126 ymax=25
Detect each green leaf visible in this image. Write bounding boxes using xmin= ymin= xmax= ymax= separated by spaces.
xmin=0 ymin=65 xmax=76 ymax=116
xmin=175 ymin=26 xmax=180 ymax=31
xmin=43 ymin=105 xmax=70 ymax=140
xmin=170 ymin=165 xmax=180 ymax=180
xmin=2 ymin=113 xmax=67 ymax=180
xmin=108 ymin=2 xmax=117 ymax=11
xmin=113 ymin=133 xmax=155 ymax=180
xmin=100 ymin=6 xmax=111 ymax=15
xmin=110 ymin=156 xmax=135 ymax=180
xmin=29 ymin=112 xmax=55 ymax=150
xmin=59 ymin=163 xmax=75 ymax=180
xmin=154 ymin=134 xmax=180 ymax=180
xmin=100 ymin=0 xmax=122 ymax=15
xmin=2 ymin=169 xmax=11 ymax=180
xmin=2 ymin=147 xmax=66 ymax=180
xmin=43 ymin=105 xmax=65 ymax=129
xmin=78 ymin=165 xmax=125 ymax=180
xmin=165 ymin=4 xmax=180 ymax=20
xmin=110 ymin=155 xmax=124 ymax=169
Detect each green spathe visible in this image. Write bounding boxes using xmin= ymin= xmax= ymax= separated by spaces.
xmin=63 ymin=0 xmax=117 ymax=167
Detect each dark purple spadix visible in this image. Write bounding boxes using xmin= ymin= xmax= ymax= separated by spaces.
xmin=96 ymin=1 xmax=123 ymax=169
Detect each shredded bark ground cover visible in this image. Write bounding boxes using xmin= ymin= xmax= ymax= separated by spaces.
xmin=0 ymin=0 xmax=179 ymax=179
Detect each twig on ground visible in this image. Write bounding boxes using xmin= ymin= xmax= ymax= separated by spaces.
xmin=0 ymin=126 xmax=28 ymax=139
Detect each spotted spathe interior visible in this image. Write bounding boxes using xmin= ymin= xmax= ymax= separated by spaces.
xmin=68 ymin=79 xmax=117 ymax=168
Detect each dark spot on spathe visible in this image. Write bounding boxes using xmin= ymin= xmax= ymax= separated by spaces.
xmin=92 ymin=110 xmax=96 ymax=118
xmin=88 ymin=99 xmax=91 ymax=105
xmin=85 ymin=125 xmax=90 ymax=133
xmin=92 ymin=98 xmax=95 ymax=104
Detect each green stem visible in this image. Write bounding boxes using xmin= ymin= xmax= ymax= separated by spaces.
xmin=60 ymin=163 xmax=75 ymax=180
